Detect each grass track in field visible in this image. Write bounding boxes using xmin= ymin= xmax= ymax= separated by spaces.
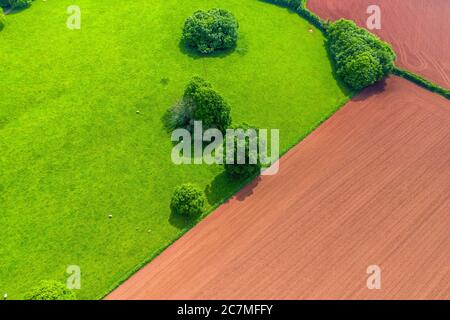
xmin=0 ymin=0 xmax=350 ymax=299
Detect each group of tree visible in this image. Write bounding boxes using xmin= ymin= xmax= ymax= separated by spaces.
xmin=169 ymin=77 xmax=262 ymax=219
xmin=170 ymin=76 xmax=261 ymax=178
xmin=182 ymin=8 xmax=239 ymax=54
xmin=327 ymin=19 xmax=396 ymax=90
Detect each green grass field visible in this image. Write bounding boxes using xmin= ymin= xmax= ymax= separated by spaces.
xmin=0 ymin=0 xmax=350 ymax=299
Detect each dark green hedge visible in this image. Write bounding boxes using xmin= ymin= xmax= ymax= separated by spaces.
xmin=393 ymin=67 xmax=450 ymax=100
xmin=298 ymin=0 xmax=328 ymax=33
xmin=263 ymin=0 xmax=301 ymax=9
xmin=260 ymin=0 xmax=328 ymax=33
xmin=0 ymin=0 xmax=32 ymax=9
xmin=327 ymin=19 xmax=396 ymax=90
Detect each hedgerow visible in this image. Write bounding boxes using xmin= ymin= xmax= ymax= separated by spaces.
xmin=260 ymin=0 xmax=328 ymax=32
xmin=298 ymin=0 xmax=328 ymax=32
xmin=327 ymin=19 xmax=396 ymax=90
xmin=263 ymin=1 xmax=447 ymax=99
xmin=393 ymin=67 xmax=450 ymax=100
xmin=261 ymin=0 xmax=301 ymax=9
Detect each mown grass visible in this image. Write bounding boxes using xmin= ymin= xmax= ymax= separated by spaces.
xmin=0 ymin=0 xmax=350 ymax=299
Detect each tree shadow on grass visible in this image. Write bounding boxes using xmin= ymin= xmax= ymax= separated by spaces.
xmin=178 ymin=39 xmax=238 ymax=60
xmin=4 ymin=5 xmax=31 ymax=16
xmin=161 ymin=107 xmax=177 ymax=135
xmin=205 ymin=171 xmax=262 ymax=205
xmin=161 ymin=100 xmax=191 ymax=136
xmin=169 ymin=172 xmax=262 ymax=230
xmin=169 ymin=210 xmax=193 ymax=230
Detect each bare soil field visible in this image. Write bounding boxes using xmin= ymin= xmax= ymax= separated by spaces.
xmin=307 ymin=0 xmax=450 ymax=89
xmin=107 ymin=76 xmax=450 ymax=300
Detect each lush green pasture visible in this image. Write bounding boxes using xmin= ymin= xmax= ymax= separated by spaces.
xmin=0 ymin=0 xmax=349 ymax=299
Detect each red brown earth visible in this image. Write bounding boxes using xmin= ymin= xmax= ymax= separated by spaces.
xmin=107 ymin=76 xmax=450 ymax=300
xmin=307 ymin=0 xmax=450 ymax=89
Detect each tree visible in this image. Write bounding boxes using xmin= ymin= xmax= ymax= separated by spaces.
xmin=182 ymin=8 xmax=239 ymax=54
xmin=183 ymin=76 xmax=212 ymax=99
xmin=23 ymin=280 xmax=77 ymax=300
xmin=327 ymin=19 xmax=396 ymax=90
xmin=190 ymin=86 xmax=232 ymax=134
xmin=340 ymin=52 xmax=383 ymax=90
xmin=168 ymin=77 xmax=231 ymax=133
xmin=223 ymin=123 xmax=262 ymax=180
xmin=170 ymin=184 xmax=206 ymax=218
xmin=177 ymin=76 xmax=232 ymax=133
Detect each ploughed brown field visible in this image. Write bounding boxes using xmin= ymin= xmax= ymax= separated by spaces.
xmin=307 ymin=0 xmax=450 ymax=89
xmin=107 ymin=77 xmax=450 ymax=300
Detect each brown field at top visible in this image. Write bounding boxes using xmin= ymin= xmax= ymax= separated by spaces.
xmin=307 ymin=0 xmax=450 ymax=89
xmin=107 ymin=76 xmax=450 ymax=300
